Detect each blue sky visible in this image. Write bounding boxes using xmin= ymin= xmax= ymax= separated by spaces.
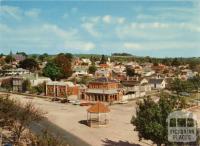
xmin=0 ymin=0 xmax=200 ymax=57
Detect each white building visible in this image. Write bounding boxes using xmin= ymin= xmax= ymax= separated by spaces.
xmin=149 ymin=78 xmax=166 ymax=89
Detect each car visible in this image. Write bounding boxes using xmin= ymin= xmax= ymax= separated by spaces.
xmin=180 ymin=92 xmax=190 ymax=96
xmin=51 ymin=97 xmax=60 ymax=101
xmin=60 ymin=98 xmax=69 ymax=103
xmin=73 ymin=100 xmax=81 ymax=105
xmin=119 ymin=100 xmax=128 ymax=104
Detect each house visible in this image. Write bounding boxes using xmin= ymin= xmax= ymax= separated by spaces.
xmin=179 ymin=69 xmax=197 ymax=80
xmin=73 ymin=66 xmax=89 ymax=77
xmin=149 ymin=78 xmax=166 ymax=89
xmin=82 ymin=58 xmax=92 ymax=65
xmin=82 ymin=77 xmax=123 ymax=102
xmin=95 ymin=69 xmax=112 ymax=78
xmin=3 ymin=68 xmax=30 ymax=76
xmin=12 ymin=73 xmax=51 ymax=92
xmin=121 ymin=77 xmax=151 ymax=94
xmin=13 ymin=54 xmax=26 ymax=62
xmin=46 ymin=81 xmax=79 ymax=97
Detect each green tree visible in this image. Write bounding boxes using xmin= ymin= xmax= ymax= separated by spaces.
xmin=170 ymin=78 xmax=193 ymax=95
xmin=188 ymin=75 xmax=200 ymax=91
xmin=19 ymin=58 xmax=39 ymax=71
xmin=38 ymin=53 xmax=48 ymax=62
xmin=22 ymin=79 xmax=31 ymax=92
xmin=43 ymin=62 xmax=61 ymax=81
xmin=88 ymin=65 xmax=97 ymax=74
xmin=99 ymin=55 xmax=107 ymax=64
xmin=171 ymin=58 xmax=180 ymax=67
xmin=16 ymin=52 xmax=27 ymax=57
xmin=5 ymin=55 xmax=15 ymax=64
xmin=131 ymin=94 xmax=185 ymax=146
xmin=126 ymin=67 xmax=136 ymax=77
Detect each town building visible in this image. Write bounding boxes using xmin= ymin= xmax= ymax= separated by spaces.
xmin=82 ymin=77 xmax=123 ymax=102
xmin=46 ymin=81 xmax=79 ymax=97
xmin=13 ymin=54 xmax=26 ymax=62
xmin=2 ymin=68 xmax=30 ymax=76
xmin=12 ymin=73 xmax=51 ymax=92
xmin=148 ymin=78 xmax=166 ymax=89
xmin=95 ymin=69 xmax=112 ymax=78
xmin=73 ymin=66 xmax=89 ymax=77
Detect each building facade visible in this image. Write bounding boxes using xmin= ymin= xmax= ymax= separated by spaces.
xmin=46 ymin=81 xmax=79 ymax=97
xmin=82 ymin=77 xmax=123 ymax=102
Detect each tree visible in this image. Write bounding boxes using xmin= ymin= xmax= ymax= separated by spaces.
xmin=126 ymin=66 xmax=136 ymax=77
xmin=19 ymin=58 xmax=39 ymax=71
xmin=0 ymin=57 xmax=5 ymax=66
xmin=22 ymin=79 xmax=31 ymax=92
xmin=16 ymin=52 xmax=27 ymax=57
xmin=54 ymin=53 xmax=73 ymax=78
xmin=99 ymin=55 xmax=107 ymax=64
xmin=188 ymin=75 xmax=200 ymax=91
xmin=171 ymin=58 xmax=180 ymax=67
xmin=38 ymin=53 xmax=48 ymax=62
xmin=0 ymin=96 xmax=44 ymax=144
xmin=170 ymin=78 xmax=193 ymax=95
xmin=43 ymin=62 xmax=61 ymax=81
xmin=5 ymin=55 xmax=15 ymax=64
xmin=132 ymin=94 xmax=185 ymax=146
xmin=188 ymin=59 xmax=199 ymax=71
xmin=88 ymin=65 xmax=97 ymax=74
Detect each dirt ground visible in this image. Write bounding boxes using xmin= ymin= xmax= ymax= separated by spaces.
xmin=3 ymin=93 xmax=154 ymax=146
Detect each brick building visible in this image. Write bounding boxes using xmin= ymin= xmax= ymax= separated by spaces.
xmin=82 ymin=77 xmax=123 ymax=102
xmin=46 ymin=81 xmax=79 ymax=97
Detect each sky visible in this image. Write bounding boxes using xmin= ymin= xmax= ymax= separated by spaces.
xmin=0 ymin=0 xmax=200 ymax=57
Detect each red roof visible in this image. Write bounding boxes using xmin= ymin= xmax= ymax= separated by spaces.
xmin=87 ymin=102 xmax=110 ymax=113
xmin=99 ymin=64 xmax=109 ymax=68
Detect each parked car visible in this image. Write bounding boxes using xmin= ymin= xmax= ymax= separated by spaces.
xmin=180 ymin=92 xmax=190 ymax=96
xmin=119 ymin=100 xmax=128 ymax=104
xmin=60 ymin=98 xmax=69 ymax=103
xmin=51 ymin=97 xmax=60 ymax=101
xmin=73 ymin=100 xmax=81 ymax=105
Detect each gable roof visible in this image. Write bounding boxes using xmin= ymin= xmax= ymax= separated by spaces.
xmin=87 ymin=102 xmax=110 ymax=113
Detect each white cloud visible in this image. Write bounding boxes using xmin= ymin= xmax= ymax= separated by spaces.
xmin=0 ymin=5 xmax=22 ymax=20
xmin=117 ymin=17 xmax=125 ymax=24
xmin=0 ymin=5 xmax=41 ymax=20
xmin=82 ymin=42 xmax=96 ymax=51
xmin=25 ymin=8 xmax=40 ymax=18
xmin=81 ymin=22 xmax=100 ymax=37
xmin=102 ymin=15 xmax=112 ymax=24
xmin=123 ymin=43 xmax=141 ymax=49
xmin=0 ymin=23 xmax=96 ymax=53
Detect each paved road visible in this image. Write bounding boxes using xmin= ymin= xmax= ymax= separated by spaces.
xmin=30 ymin=118 xmax=91 ymax=146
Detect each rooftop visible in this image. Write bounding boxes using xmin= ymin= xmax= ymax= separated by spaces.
xmin=87 ymin=102 xmax=110 ymax=113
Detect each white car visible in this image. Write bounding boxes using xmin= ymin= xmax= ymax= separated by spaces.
xmin=73 ymin=100 xmax=81 ymax=105
xmin=119 ymin=100 xmax=128 ymax=104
